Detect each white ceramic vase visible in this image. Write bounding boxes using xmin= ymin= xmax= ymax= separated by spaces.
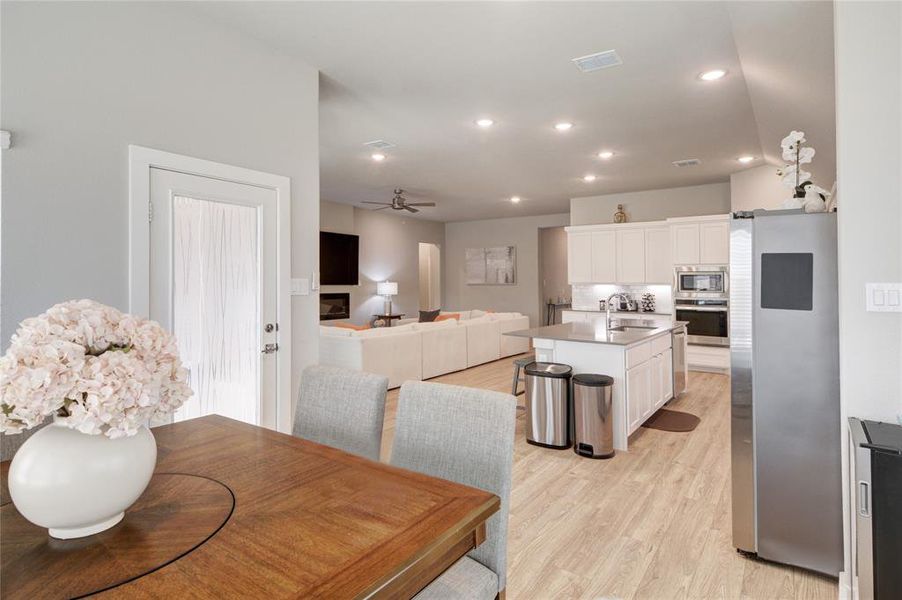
xmin=8 ymin=419 xmax=157 ymax=539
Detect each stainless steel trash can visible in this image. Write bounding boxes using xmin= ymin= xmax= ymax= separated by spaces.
xmin=524 ymin=362 xmax=573 ymax=449
xmin=572 ymin=374 xmax=615 ymax=459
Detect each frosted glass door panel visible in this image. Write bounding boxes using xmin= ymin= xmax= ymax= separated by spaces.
xmin=172 ymin=196 xmax=260 ymax=425
xmin=149 ymin=167 xmax=280 ymax=430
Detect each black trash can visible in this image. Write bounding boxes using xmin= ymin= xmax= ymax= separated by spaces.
xmin=572 ymin=374 xmax=615 ymax=459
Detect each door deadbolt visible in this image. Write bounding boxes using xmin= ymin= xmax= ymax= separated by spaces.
xmin=264 ymin=323 xmax=276 ymax=333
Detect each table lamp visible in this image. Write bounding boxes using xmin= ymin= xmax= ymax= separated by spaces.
xmin=377 ymin=281 xmax=398 ymax=315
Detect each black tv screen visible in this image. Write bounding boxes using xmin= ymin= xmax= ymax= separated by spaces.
xmin=320 ymin=232 xmax=359 ymax=285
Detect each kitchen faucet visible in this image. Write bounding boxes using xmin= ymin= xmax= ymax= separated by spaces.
xmin=606 ymin=293 xmax=630 ymax=330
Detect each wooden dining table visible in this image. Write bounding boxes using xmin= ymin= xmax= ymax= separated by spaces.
xmin=0 ymin=415 xmax=499 ymax=598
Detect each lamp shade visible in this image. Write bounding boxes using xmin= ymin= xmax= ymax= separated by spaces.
xmin=377 ymin=281 xmax=398 ymax=296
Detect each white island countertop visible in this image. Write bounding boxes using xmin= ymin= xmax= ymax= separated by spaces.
xmin=505 ymin=319 xmax=687 ymax=347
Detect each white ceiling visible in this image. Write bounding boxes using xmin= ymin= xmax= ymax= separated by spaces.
xmin=195 ymin=1 xmax=836 ymax=222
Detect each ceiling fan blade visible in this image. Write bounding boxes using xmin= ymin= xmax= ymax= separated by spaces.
xmin=405 ymin=202 xmax=436 ymax=207
xmin=372 ymin=206 xmax=391 ymax=211
xmin=362 ymin=201 xmax=391 ymax=206
xmin=403 ymin=206 xmax=419 ymax=213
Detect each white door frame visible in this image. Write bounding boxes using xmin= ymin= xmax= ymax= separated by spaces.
xmin=128 ymin=145 xmax=292 ymax=433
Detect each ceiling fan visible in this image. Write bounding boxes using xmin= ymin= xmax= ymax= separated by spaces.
xmin=362 ymin=189 xmax=436 ymax=214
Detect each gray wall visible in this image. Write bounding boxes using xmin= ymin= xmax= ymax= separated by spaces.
xmin=444 ymin=213 xmax=570 ymax=326
xmin=730 ymin=164 xmax=787 ymax=212
xmin=320 ymin=201 xmax=445 ymax=324
xmin=1 ymin=2 xmax=321 ymax=404
xmin=539 ymin=226 xmax=571 ymax=322
xmin=834 ymin=0 xmax=901 ymax=577
xmin=570 ymin=182 xmax=731 ymax=225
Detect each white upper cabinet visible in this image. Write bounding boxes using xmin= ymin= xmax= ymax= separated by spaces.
xmin=699 ymin=221 xmax=730 ymax=264
xmin=567 ymin=215 xmax=728 ymax=283
xmin=671 ymin=223 xmax=700 ymax=265
xmin=644 ymin=227 xmax=671 ymax=284
xmin=568 ymin=231 xmax=592 ymax=283
xmin=616 ymin=228 xmax=646 ymax=283
xmin=670 ymin=215 xmax=730 ymax=266
xmin=590 ymin=230 xmax=617 ymax=283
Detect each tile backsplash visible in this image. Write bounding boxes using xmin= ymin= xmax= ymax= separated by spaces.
xmin=572 ymin=284 xmax=673 ymax=314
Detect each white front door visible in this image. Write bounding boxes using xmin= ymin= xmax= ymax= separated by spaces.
xmin=149 ymin=168 xmax=279 ymax=429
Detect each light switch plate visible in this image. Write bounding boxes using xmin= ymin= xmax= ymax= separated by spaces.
xmin=291 ymin=278 xmax=310 ymax=296
xmin=866 ymin=283 xmax=902 ymax=312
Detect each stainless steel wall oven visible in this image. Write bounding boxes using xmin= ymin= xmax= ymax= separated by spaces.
xmin=674 ymin=266 xmax=729 ymax=346
xmin=674 ymin=299 xmax=729 ymax=346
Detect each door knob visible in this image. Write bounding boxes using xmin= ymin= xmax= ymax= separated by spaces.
xmin=262 ymin=343 xmax=279 ymax=354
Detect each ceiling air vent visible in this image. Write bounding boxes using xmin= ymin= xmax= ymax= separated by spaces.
xmin=672 ymin=158 xmax=701 ymax=167
xmin=571 ymin=50 xmax=622 ymax=73
xmin=363 ymin=140 xmax=395 ymax=150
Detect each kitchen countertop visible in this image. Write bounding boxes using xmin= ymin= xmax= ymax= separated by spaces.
xmin=564 ymin=309 xmax=673 ymax=316
xmin=505 ymin=319 xmax=688 ymax=347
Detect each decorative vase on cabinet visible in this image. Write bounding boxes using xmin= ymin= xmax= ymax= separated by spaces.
xmin=8 ymin=420 xmax=157 ymax=539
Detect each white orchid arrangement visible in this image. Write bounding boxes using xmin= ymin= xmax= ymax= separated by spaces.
xmin=0 ymin=300 xmax=192 ymax=439
xmin=777 ymin=130 xmax=815 ymax=195
xmin=776 ymin=130 xmax=832 ymax=213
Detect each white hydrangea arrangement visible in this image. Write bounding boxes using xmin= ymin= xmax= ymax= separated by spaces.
xmin=0 ymin=300 xmax=192 ymax=439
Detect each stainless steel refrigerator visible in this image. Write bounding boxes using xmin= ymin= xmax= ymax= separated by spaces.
xmin=730 ymin=209 xmax=842 ymax=576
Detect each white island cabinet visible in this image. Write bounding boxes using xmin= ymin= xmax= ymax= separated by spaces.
xmin=506 ymin=320 xmax=685 ymax=451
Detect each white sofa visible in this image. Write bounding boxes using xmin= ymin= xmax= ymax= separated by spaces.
xmin=319 ymin=310 xmax=530 ymax=389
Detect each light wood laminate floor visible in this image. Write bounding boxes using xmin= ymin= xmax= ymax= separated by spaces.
xmin=381 ymin=355 xmax=838 ymax=600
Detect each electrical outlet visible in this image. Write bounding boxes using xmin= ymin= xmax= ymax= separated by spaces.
xmin=866 ymin=283 xmax=902 ymax=312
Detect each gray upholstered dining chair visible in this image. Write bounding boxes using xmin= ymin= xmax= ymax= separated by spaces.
xmin=390 ymin=381 xmax=516 ymax=600
xmin=292 ymin=365 xmax=388 ymax=461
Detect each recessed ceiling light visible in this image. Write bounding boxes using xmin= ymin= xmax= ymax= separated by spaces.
xmin=699 ymin=69 xmax=727 ymax=81
xmin=371 ymin=153 xmax=386 ymax=162
xmin=737 ymin=155 xmax=755 ymax=164
xmin=510 ymin=196 xmax=521 ymax=204
xmin=554 ymin=122 xmax=573 ymax=131
xmin=475 ymin=118 xmax=494 ymax=128
xmin=598 ymin=150 xmax=615 ymax=160
xmin=583 ymin=174 xmax=597 ymax=182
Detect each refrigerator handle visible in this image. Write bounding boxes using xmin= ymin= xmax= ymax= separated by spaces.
xmin=858 ymin=480 xmax=871 ymax=518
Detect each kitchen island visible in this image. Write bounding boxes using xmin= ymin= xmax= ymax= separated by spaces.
xmin=506 ymin=318 xmax=688 ymax=451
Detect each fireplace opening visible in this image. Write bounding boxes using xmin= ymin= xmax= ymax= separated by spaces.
xmin=320 ymin=293 xmax=350 ymax=321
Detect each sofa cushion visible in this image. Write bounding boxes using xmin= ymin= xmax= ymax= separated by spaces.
xmin=460 ymin=316 xmax=492 ymax=326
xmin=441 ymin=310 xmax=471 ymax=320
xmin=487 ymin=312 xmax=520 ymax=321
xmin=469 ymin=309 xmax=487 ymax=318
xmin=419 ymin=309 xmax=441 ymax=322
xmin=320 ymin=325 xmax=352 ymax=337
xmin=412 ymin=319 xmax=457 ymax=331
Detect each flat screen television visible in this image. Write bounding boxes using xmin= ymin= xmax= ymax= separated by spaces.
xmin=320 ymin=231 xmax=359 ymax=285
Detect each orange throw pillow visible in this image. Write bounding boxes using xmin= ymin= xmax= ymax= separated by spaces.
xmin=332 ymin=322 xmax=371 ymax=331
xmin=435 ymin=313 xmax=460 ymax=322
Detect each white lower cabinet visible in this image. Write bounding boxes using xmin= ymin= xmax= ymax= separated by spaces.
xmin=626 ymin=360 xmax=651 ymax=434
xmin=626 ymin=336 xmax=674 ymax=436
xmin=661 ymin=348 xmax=673 ymax=404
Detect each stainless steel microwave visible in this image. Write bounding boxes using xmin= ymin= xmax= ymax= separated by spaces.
xmin=674 ymin=265 xmax=729 ymax=296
